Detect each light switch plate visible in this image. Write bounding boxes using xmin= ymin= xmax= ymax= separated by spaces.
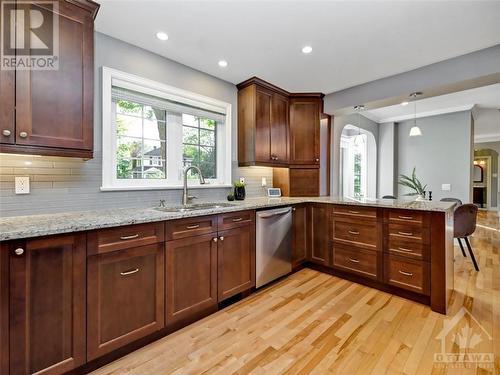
xmin=441 ymin=184 xmax=451 ymax=191
xmin=15 ymin=176 xmax=30 ymax=194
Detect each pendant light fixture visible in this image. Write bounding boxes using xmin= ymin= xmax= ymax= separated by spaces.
xmin=409 ymin=92 xmax=423 ymax=137
xmin=353 ymin=105 xmax=365 ymax=145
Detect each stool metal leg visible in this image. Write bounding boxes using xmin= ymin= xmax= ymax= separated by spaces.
xmin=464 ymin=237 xmax=479 ymax=271
xmin=457 ymin=238 xmax=467 ymax=257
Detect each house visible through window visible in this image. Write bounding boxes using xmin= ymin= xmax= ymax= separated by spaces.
xmin=115 ymin=100 xmax=167 ymax=179
xmin=182 ymin=114 xmax=216 ymax=179
xmin=101 ymin=67 xmax=232 ymax=190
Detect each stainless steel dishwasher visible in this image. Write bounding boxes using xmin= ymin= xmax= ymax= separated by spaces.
xmin=256 ymin=206 xmax=293 ymax=288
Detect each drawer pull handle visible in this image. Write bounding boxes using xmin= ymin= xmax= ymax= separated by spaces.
xmin=398 ymin=216 xmax=414 ymax=220
xmin=348 ymin=257 xmax=360 ymax=263
xmin=397 ymin=247 xmax=414 ymax=253
xmin=348 ymin=210 xmax=360 ymax=214
xmin=120 ymin=268 xmax=139 ymax=276
xmin=397 ymin=231 xmax=413 ymax=236
xmin=120 ymin=234 xmax=139 ymax=240
xmin=398 ymin=270 xmax=413 ymax=277
xmin=348 ymin=230 xmax=360 ymax=235
xmin=14 ymin=248 xmax=24 ymax=256
xmin=232 ymin=217 xmax=243 ymax=222
xmin=186 ymin=224 xmax=200 ymax=229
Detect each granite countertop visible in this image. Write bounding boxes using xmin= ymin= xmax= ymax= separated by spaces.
xmin=0 ymin=196 xmax=455 ymax=241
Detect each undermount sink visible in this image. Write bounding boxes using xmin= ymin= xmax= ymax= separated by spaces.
xmin=155 ymin=202 xmax=236 ymax=213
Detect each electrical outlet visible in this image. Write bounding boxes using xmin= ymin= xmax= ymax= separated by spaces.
xmin=441 ymin=184 xmax=451 ymax=191
xmin=15 ymin=176 xmax=30 ymax=194
xmin=239 ymin=177 xmax=245 ymax=184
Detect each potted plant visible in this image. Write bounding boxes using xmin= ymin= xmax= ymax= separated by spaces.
xmin=398 ymin=167 xmax=427 ymax=201
xmin=233 ymin=181 xmax=246 ymax=201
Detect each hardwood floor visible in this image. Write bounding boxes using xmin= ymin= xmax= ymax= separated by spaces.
xmin=91 ymin=211 xmax=499 ymax=375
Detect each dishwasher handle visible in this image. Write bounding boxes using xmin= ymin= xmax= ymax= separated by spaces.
xmin=258 ymin=207 xmax=292 ymax=218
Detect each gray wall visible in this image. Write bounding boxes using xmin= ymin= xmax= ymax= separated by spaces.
xmin=397 ymin=111 xmax=473 ymax=203
xmin=377 ymin=122 xmax=398 ymax=198
xmin=474 ymin=142 xmax=500 ymax=209
xmin=0 ymin=33 xmax=270 ymax=217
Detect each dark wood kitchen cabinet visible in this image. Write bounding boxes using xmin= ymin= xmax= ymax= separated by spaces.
xmin=0 ymin=55 xmax=15 ymax=144
xmin=87 ymin=243 xmax=165 ymax=360
xmin=8 ymin=234 xmax=86 ymax=375
xmin=0 ymin=243 xmax=9 ymax=375
xmin=289 ymin=95 xmax=323 ymax=166
xmin=237 ymin=77 xmax=289 ymax=166
xmin=292 ymin=204 xmax=308 ymax=267
xmin=217 ymin=224 xmax=256 ymax=302
xmin=308 ymin=204 xmax=330 ymax=266
xmin=166 ymin=233 xmax=218 ymax=327
xmin=0 ymin=0 xmax=99 ymax=158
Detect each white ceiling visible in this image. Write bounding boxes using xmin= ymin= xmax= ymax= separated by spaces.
xmin=95 ymin=1 xmax=500 ymax=94
xmin=362 ymin=83 xmax=500 ymax=123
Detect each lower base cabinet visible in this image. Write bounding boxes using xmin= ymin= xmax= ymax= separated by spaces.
xmin=8 ymin=234 xmax=86 ymax=375
xmin=87 ymin=243 xmax=165 ymax=360
xmin=217 ymin=225 xmax=256 ymax=301
xmin=308 ymin=204 xmax=331 ymax=266
xmin=292 ymin=204 xmax=308 ymax=267
xmin=166 ymin=234 xmax=218 ymax=327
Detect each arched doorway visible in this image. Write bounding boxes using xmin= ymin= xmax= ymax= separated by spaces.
xmin=339 ymin=125 xmax=377 ymax=199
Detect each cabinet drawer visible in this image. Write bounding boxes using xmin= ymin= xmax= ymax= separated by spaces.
xmin=387 ymin=223 xmax=429 ymax=244
xmin=384 ymin=255 xmax=429 ymax=295
xmin=166 ymin=215 xmax=218 ymax=240
xmin=88 ymin=222 xmax=165 ymax=255
xmin=87 ymin=243 xmax=165 ymax=360
xmin=332 ymin=246 xmax=379 ymax=280
xmin=218 ymin=210 xmax=255 ymax=231
xmin=332 ymin=220 xmax=379 ymax=251
xmin=387 ymin=237 xmax=429 ymax=261
xmin=332 ymin=205 xmax=377 ymax=221
xmin=386 ymin=209 xmax=429 ymax=226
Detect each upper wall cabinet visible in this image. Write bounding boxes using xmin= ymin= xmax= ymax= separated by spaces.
xmin=237 ymin=77 xmax=289 ymax=167
xmin=237 ymin=77 xmax=324 ymax=169
xmin=0 ymin=0 xmax=99 ymax=158
xmin=289 ymin=94 xmax=323 ymax=166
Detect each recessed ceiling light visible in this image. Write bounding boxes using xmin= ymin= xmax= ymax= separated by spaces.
xmin=218 ymin=60 xmax=228 ymax=68
xmin=302 ymin=46 xmax=313 ymax=54
xmin=156 ymin=32 xmax=168 ymax=41
xmin=401 ymin=101 xmax=409 ymax=106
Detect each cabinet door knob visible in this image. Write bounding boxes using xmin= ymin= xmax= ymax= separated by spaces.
xmin=219 ymin=236 xmax=224 ymax=241
xmin=19 ymin=131 xmax=28 ymax=138
xmin=14 ymin=248 xmax=24 ymax=256
xmin=213 ymin=237 xmax=218 ymax=242
xmin=2 ymin=129 xmax=11 ymax=136
xmin=315 ymin=158 xmax=319 ymax=162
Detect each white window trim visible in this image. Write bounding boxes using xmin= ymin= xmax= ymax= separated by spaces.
xmin=101 ymin=67 xmax=232 ymax=191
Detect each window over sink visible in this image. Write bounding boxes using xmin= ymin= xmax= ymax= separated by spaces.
xmin=101 ymin=67 xmax=232 ymax=190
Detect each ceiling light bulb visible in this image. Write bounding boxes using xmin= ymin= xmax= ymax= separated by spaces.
xmin=156 ymin=32 xmax=168 ymax=41
xmin=218 ymin=60 xmax=228 ymax=68
xmin=401 ymin=101 xmax=409 ymax=106
xmin=302 ymin=46 xmax=313 ymax=54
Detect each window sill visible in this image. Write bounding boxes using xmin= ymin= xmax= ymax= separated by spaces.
xmin=100 ymin=184 xmax=233 ymax=192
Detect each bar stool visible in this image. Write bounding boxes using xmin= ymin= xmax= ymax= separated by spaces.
xmin=453 ymin=204 xmax=479 ymax=271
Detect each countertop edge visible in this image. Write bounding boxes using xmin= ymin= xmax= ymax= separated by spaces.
xmin=0 ymin=197 xmax=455 ymax=241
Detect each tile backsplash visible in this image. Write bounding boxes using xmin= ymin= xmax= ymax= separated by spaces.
xmin=0 ymin=153 xmax=272 ymax=217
